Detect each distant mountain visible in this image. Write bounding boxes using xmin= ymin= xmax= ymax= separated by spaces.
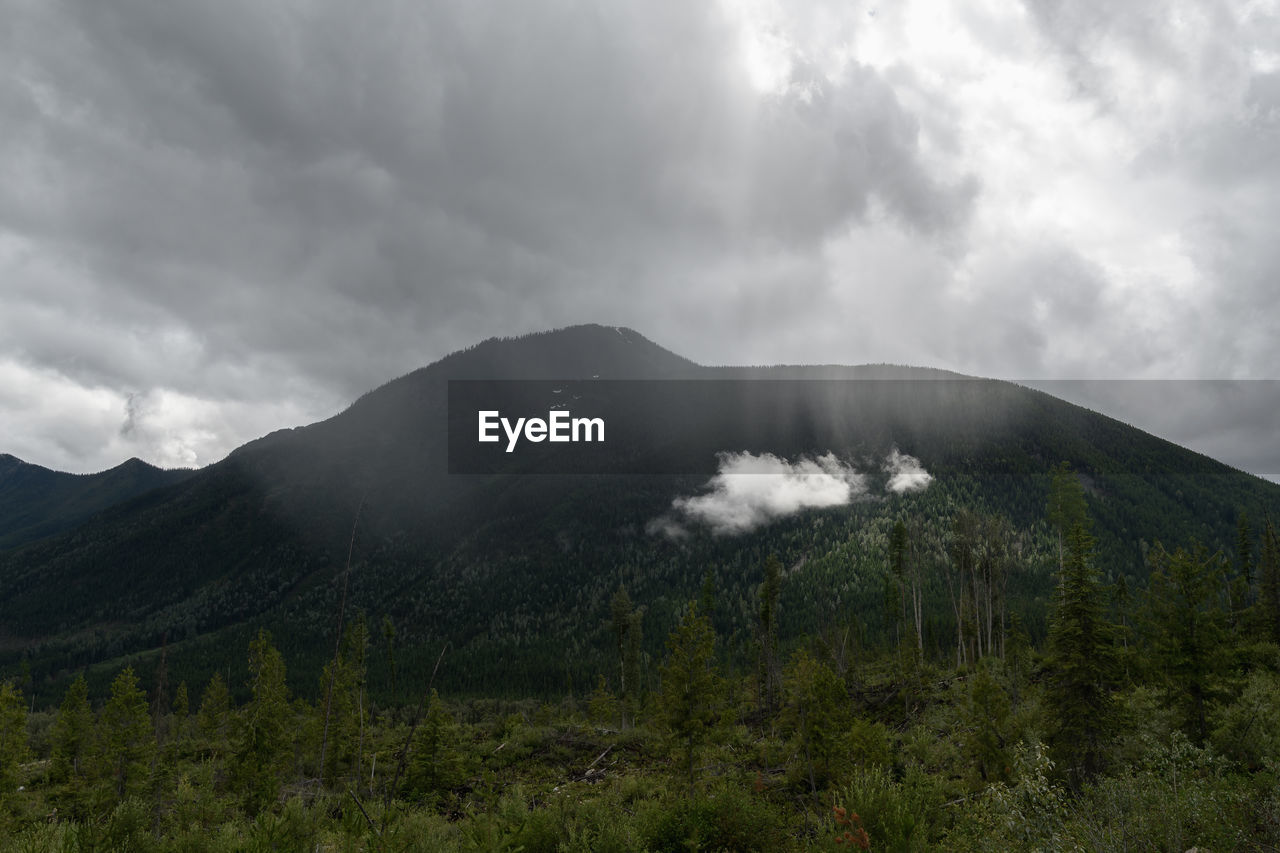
xmin=2 ymin=324 xmax=1277 ymax=702
xmin=0 ymin=454 xmax=193 ymax=550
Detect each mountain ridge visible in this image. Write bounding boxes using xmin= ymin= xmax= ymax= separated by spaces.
xmin=1 ymin=324 xmax=1277 ymax=700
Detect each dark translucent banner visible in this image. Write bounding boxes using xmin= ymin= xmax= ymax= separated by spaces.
xmin=447 ymin=379 xmax=1280 ymax=478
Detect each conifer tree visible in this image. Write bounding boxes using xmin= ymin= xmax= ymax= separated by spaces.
xmin=782 ymin=649 xmax=850 ymax=794
xmin=659 ymin=601 xmax=723 ymax=796
xmin=888 ymin=519 xmax=923 ymax=652
xmin=97 ymin=667 xmax=154 ymax=800
xmin=50 ymin=674 xmax=92 ymax=783
xmin=965 ymin=659 xmax=1013 ymax=785
xmin=1260 ymin=517 xmax=1280 ymax=644
xmin=381 ymin=615 xmax=399 ymax=700
xmin=625 ymin=607 xmax=644 ymax=721
xmin=1047 ymin=462 xmax=1089 ymax=571
xmin=1145 ymin=543 xmax=1232 ymax=743
xmin=1236 ymin=512 xmax=1253 ymax=575
xmin=758 ymin=553 xmax=783 ymax=720
xmin=320 ymin=614 xmax=370 ymax=786
xmin=0 ymin=682 xmax=27 ymax=796
xmin=407 ymin=690 xmax=465 ymax=807
xmin=698 ymin=569 xmax=717 ymax=619
xmin=1235 ymin=511 xmax=1254 ymax=611
xmin=1045 ymin=523 xmax=1117 ymax=787
xmin=609 ymin=586 xmax=645 ymax=727
xmin=610 ymin=586 xmax=634 ymax=723
xmin=172 ymin=681 xmax=190 ymax=745
xmin=235 ymin=629 xmax=292 ymax=810
xmin=196 ymin=672 xmax=232 ymax=760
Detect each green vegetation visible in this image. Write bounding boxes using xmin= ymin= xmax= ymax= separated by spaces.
xmin=5 ymin=330 xmax=1279 ymax=707
xmin=2 ymin=465 xmax=1280 ymax=850
xmin=3 ymin=331 xmax=1280 ymax=847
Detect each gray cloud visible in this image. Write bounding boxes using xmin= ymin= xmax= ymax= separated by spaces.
xmin=0 ymin=0 xmax=1276 ymax=476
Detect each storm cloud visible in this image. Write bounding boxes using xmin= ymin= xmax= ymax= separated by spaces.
xmin=1 ymin=0 xmax=1277 ymax=475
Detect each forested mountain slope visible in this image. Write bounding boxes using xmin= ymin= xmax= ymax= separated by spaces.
xmin=0 ymin=454 xmax=193 ymax=550
xmin=1 ymin=324 xmax=1276 ymax=702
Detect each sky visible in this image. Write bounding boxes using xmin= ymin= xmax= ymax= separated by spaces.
xmin=2 ymin=0 xmax=1278 ymax=478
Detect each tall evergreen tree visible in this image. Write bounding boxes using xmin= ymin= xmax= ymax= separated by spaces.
xmin=96 ymin=667 xmax=154 ymax=800
xmin=1260 ymin=517 xmax=1280 ymax=644
xmin=1047 ymin=462 xmax=1090 ymax=571
xmin=236 ymin=629 xmax=292 ymax=810
xmin=196 ymin=672 xmax=232 ymax=761
xmin=758 ymin=553 xmax=783 ymax=720
xmin=50 ymin=674 xmax=92 ymax=783
xmin=659 ymin=601 xmax=723 ymax=796
xmin=1236 ymin=511 xmax=1254 ymax=607
xmin=782 ymin=649 xmax=851 ymax=794
xmin=888 ymin=519 xmax=924 ymax=653
xmin=320 ymin=614 xmax=370 ymax=787
xmin=1143 ymin=543 xmax=1232 ymax=743
xmin=171 ymin=681 xmax=190 ymax=744
xmin=624 ymin=607 xmax=645 ymax=724
xmin=381 ymin=615 xmax=399 ymax=701
xmin=610 ymin=586 xmax=639 ymax=727
xmin=406 ymin=690 xmax=465 ymax=807
xmin=0 ymin=682 xmax=27 ymax=797
xmin=1045 ymin=523 xmax=1117 ymax=787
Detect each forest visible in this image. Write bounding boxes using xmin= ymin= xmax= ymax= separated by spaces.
xmin=2 ymin=464 xmax=1280 ymax=850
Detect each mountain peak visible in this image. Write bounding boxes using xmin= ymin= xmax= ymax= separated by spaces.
xmin=440 ymin=323 xmax=701 ymax=378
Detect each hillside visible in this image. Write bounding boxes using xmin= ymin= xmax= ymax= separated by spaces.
xmin=0 ymin=454 xmax=193 ymax=550
xmin=1 ymin=324 xmax=1277 ymax=701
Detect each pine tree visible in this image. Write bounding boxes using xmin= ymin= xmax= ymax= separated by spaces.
xmin=698 ymin=569 xmax=717 ymax=619
xmin=50 ymin=674 xmax=93 ymax=783
xmin=1260 ymin=518 xmax=1280 ymax=644
xmin=152 ymin=640 xmax=171 ymax=745
xmin=610 ymin=586 xmax=635 ymax=727
xmin=320 ymin=614 xmax=370 ymax=786
xmin=381 ymin=615 xmax=399 ymax=701
xmin=1236 ymin=511 xmax=1254 ymax=607
xmin=624 ymin=607 xmax=644 ymax=724
xmin=0 ymin=682 xmax=27 ymax=796
xmin=1144 ymin=543 xmax=1232 ymax=743
xmin=758 ymin=553 xmax=783 ymax=720
xmin=1045 ymin=523 xmax=1117 ymax=787
xmin=659 ymin=601 xmax=723 ymax=796
xmin=407 ymin=690 xmax=465 ymax=807
xmin=782 ymin=649 xmax=850 ymax=794
xmin=235 ymin=629 xmax=292 ymax=810
xmin=888 ymin=519 xmax=923 ymax=652
xmin=1047 ymin=462 xmax=1089 ymax=572
xmin=196 ymin=672 xmax=231 ymax=758
xmin=172 ymin=681 xmax=190 ymax=745
xmin=96 ymin=667 xmax=154 ymax=800
xmin=965 ymin=659 xmax=1013 ymax=785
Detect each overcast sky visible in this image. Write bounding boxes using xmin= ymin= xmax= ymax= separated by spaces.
xmin=2 ymin=0 xmax=1278 ymax=478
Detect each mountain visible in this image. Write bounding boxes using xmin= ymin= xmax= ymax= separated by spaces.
xmin=1 ymin=324 xmax=1277 ymax=702
xmin=0 ymin=454 xmax=193 ymax=550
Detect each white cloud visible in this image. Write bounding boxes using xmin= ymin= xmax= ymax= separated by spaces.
xmin=884 ymin=448 xmax=933 ymax=493
xmin=653 ymin=448 xmax=935 ymax=537
xmin=657 ymin=451 xmax=867 ymax=536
